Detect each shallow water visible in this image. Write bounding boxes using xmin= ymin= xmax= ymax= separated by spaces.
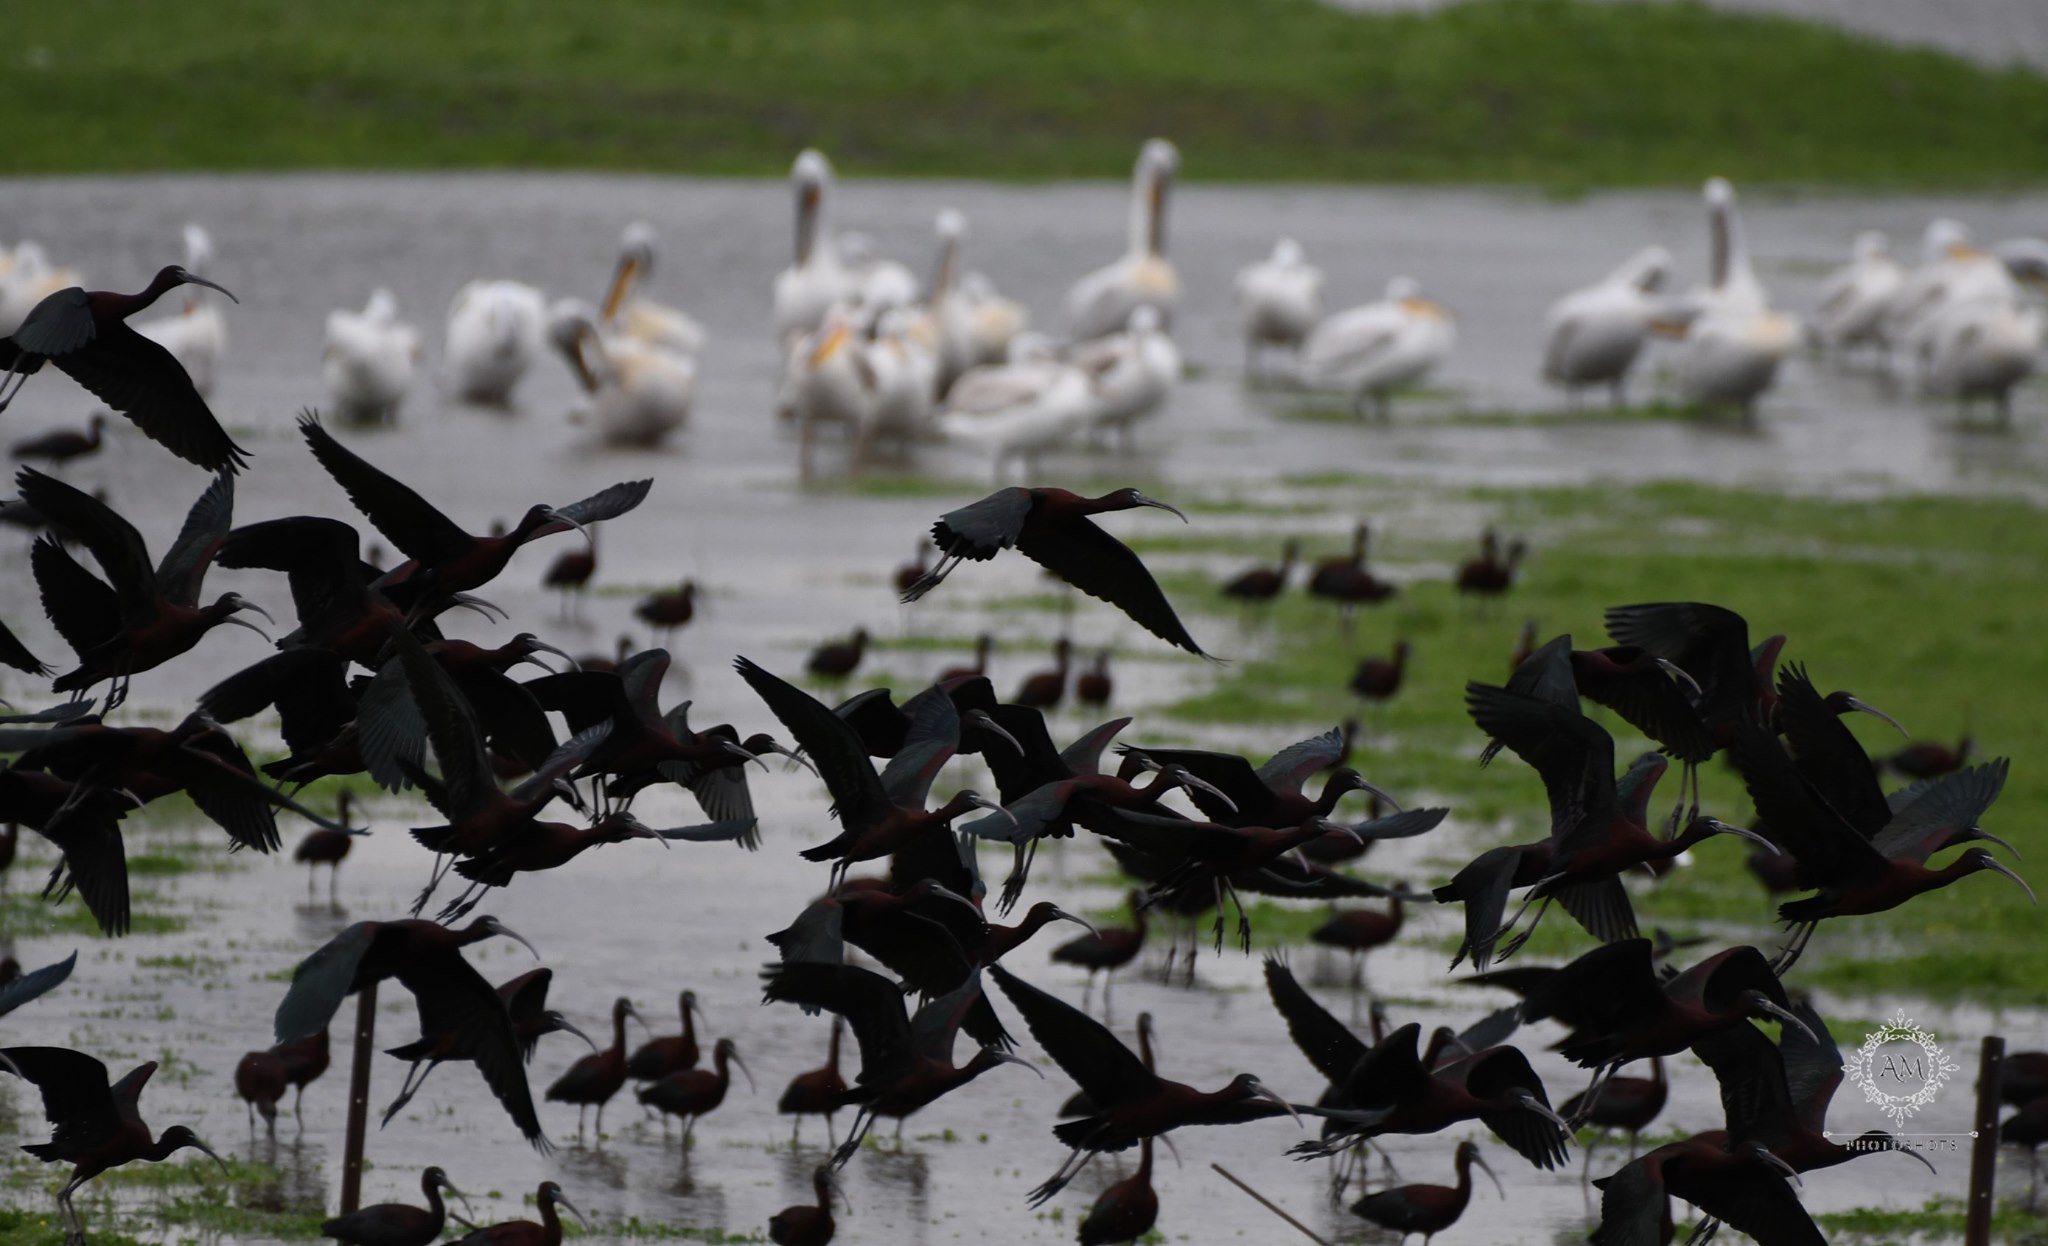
xmin=0 ymin=173 xmax=2040 ymax=1243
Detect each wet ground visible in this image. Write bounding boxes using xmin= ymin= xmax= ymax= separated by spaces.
xmin=0 ymin=174 xmax=2042 ymax=1243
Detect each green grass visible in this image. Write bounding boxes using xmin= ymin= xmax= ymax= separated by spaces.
xmin=12 ymin=0 xmax=2048 ymax=185
xmin=1817 ymin=1196 xmax=2048 ymax=1241
xmin=1150 ymin=479 xmax=2048 ymax=1003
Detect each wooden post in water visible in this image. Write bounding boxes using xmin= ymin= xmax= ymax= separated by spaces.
xmin=339 ymin=983 xmax=378 ymax=1216
xmin=1965 ymin=1034 xmax=2004 ymax=1246
xmin=1211 ymin=1163 xmax=1334 ymax=1246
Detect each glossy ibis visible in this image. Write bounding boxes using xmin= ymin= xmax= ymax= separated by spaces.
xmin=451 ymin=1181 xmax=584 ymax=1246
xmin=295 ymin=791 xmax=359 ymax=900
xmin=1349 ymin=1139 xmax=1499 ymax=1244
xmin=11 ymin=414 xmax=105 ymax=465
xmin=638 ymin=1035 xmax=754 ymax=1145
xmin=20 ymin=467 xmax=271 ymax=709
xmin=541 ymin=533 xmax=596 ymax=621
xmin=1310 ymin=892 xmax=1403 ymax=989
xmin=1561 ymin=1056 xmax=1666 ymax=1174
xmin=1076 ymin=649 xmax=1113 ymax=708
xmin=1508 ymin=618 xmax=1539 ymax=673
xmin=381 ymin=967 xmax=594 ymax=1127
xmin=1051 ymin=890 xmax=1148 ymax=1011
xmin=0 ymin=1047 xmax=228 ymax=1243
xmin=627 ymin=990 xmax=705 ymax=1081
xmin=274 ymin=1027 xmax=330 ymax=1123
xmin=736 ymin=656 xmax=1007 ymax=891
xmin=778 ymin=1016 xmax=850 ymax=1145
xmin=937 ymin=633 xmax=994 ymax=683
xmin=297 ymin=413 xmax=649 ymax=601
xmin=235 ymin=1048 xmax=289 ymax=1137
xmin=1591 ymin=1133 xmax=1817 ymax=1246
xmin=770 ymin=1166 xmax=841 ymax=1246
xmin=320 ymin=1165 xmax=472 ymax=1246
xmin=1079 ymin=1134 xmax=1156 ymax=1245
xmin=1221 ymin=539 xmax=1297 ymax=604
xmin=634 ymin=580 xmax=697 ymax=640
xmin=546 ymin=996 xmax=650 ymax=1142
xmin=761 ymin=962 xmax=1036 ymax=1166
xmin=807 ymin=627 xmax=868 ymax=679
xmin=1884 ymin=734 xmax=1972 ymax=780
xmin=1014 ymin=637 xmax=1072 ymax=709
xmin=989 ymin=963 xmax=1298 ymax=1206
xmin=1455 ymin=529 xmax=1527 ymax=602
xmin=2 ymin=767 xmax=144 ymax=939
xmin=1121 ymin=725 xmax=1399 ymax=830
xmin=273 ymin=916 xmax=547 ymax=1149
xmin=1088 ymin=809 xmax=1357 ymax=951
xmin=0 ymin=265 xmax=245 ymax=472
xmin=901 ymin=487 xmax=1211 ymax=658
xmin=1307 ymin=522 xmax=1396 ymax=624
xmin=1349 ymin=640 xmax=1410 ymax=705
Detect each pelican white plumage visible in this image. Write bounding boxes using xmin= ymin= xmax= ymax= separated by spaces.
xmin=1065 ymin=138 xmax=1179 ymax=342
xmin=444 ymin=279 xmax=547 ymax=405
xmin=1672 ymin=178 xmax=1798 ymax=415
xmin=859 ymin=306 xmax=941 ymax=462
xmin=136 ymin=224 xmax=229 ymax=398
xmin=324 ymin=288 xmax=420 ymax=422
xmin=1887 ymin=219 xmax=2017 ymax=355
xmin=1300 ymin=276 xmax=1455 ymax=418
xmin=1812 ymin=230 xmax=1902 ymax=359
xmin=839 ymin=232 xmax=920 ymax=329
xmin=1235 ymin=237 xmax=1323 ymax=375
xmin=783 ymin=302 xmax=877 ymax=476
xmin=774 ymin=150 xmax=855 ymax=350
xmin=1914 ymin=296 xmax=2041 ymax=421
xmin=548 ymin=298 xmax=695 ymax=446
xmin=0 ymin=242 xmax=80 ymax=338
xmin=1541 ymin=245 xmax=1670 ymax=404
xmin=1070 ymin=306 xmax=1179 ymax=446
xmin=938 ymin=334 xmax=1094 ymax=481
xmin=600 ymin=222 xmax=706 ymax=358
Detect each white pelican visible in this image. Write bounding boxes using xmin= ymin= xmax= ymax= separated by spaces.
xmin=0 ymin=242 xmax=79 ymax=337
xmin=1300 ymin=277 xmax=1455 ymax=418
xmin=323 ymin=288 xmax=420 ymax=423
xmin=1540 ymin=245 xmax=1670 ymax=404
xmin=1235 ymin=237 xmax=1323 ymax=375
xmin=1915 ymin=296 xmax=2042 ymax=421
xmin=1065 ymin=138 xmax=1179 ymax=342
xmin=1888 ymin=219 xmax=2017 ymax=356
xmin=136 ymin=224 xmax=229 ymax=398
xmin=548 ymin=298 xmax=695 ymax=446
xmin=1672 ymin=178 xmax=1798 ymax=415
xmin=1812 ymin=231 xmax=1901 ymax=360
xmin=859 ymin=305 xmax=941 ymax=462
xmin=444 ymin=279 xmax=547 ymax=405
xmin=838 ymin=232 xmax=919 ymax=328
xmin=773 ymin=150 xmax=854 ymax=350
xmin=1070 ymin=306 xmax=1179 ymax=446
xmin=948 ymin=272 xmax=1028 ymax=376
xmin=600 ymin=221 xmax=705 ymax=357
xmin=783 ymin=302 xmax=876 ymax=475
xmin=938 ymin=334 xmax=1094 ymax=481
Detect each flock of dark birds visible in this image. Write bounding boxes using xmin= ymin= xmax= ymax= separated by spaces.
xmin=0 ymin=262 xmax=2034 ymax=1246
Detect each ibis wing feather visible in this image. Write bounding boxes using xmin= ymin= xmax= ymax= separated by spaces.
xmin=1016 ymin=515 xmax=1208 ymax=656
xmin=990 ymin=964 xmax=1157 ymax=1105
xmin=54 ymin=323 xmax=245 ymax=471
xmin=1262 ymin=957 xmax=1368 ymax=1084
xmin=0 ymin=953 xmax=76 ymax=1020
xmin=299 ymin=415 xmax=472 ymax=566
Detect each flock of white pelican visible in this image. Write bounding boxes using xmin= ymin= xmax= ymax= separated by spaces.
xmin=2 ymin=148 xmax=2042 ymax=474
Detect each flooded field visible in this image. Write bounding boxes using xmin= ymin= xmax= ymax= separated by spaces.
xmin=0 ymin=173 xmax=2042 ymax=1244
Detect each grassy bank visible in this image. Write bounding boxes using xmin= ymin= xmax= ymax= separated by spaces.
xmin=1136 ymin=477 xmax=2048 ymax=1005
xmin=11 ymin=0 xmax=2048 ymax=185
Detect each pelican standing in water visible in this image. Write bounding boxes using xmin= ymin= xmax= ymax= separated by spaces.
xmin=137 ymin=224 xmax=230 ymax=398
xmin=1065 ymin=138 xmax=1179 ymax=342
xmin=839 ymin=232 xmax=920 ymax=329
xmin=774 ymin=150 xmax=854 ymax=352
xmin=938 ymin=333 xmax=1094 ymax=481
xmin=1071 ymin=306 xmax=1180 ymax=448
xmin=1915 ymin=294 xmax=2042 ymax=423
xmin=783 ymin=301 xmax=876 ymax=476
xmin=601 ymin=221 xmax=706 ymax=358
xmin=549 ymin=298 xmax=695 ymax=446
xmin=1671 ymin=177 xmax=1799 ymax=417
xmin=1301 ymin=276 xmax=1455 ymax=418
xmin=1812 ymin=230 xmax=1902 ymax=363
xmin=444 ymin=279 xmax=547 ymax=405
xmin=1235 ymin=237 xmax=1323 ymax=377
xmin=0 ymin=242 xmax=80 ymax=338
xmin=1541 ymin=245 xmax=1670 ymax=406
xmin=324 ymin=288 xmax=421 ymax=423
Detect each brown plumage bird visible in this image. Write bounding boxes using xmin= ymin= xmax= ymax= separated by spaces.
xmin=938 ymin=634 xmax=994 ymax=684
xmin=1456 ymin=528 xmax=1527 ymax=601
xmin=807 ymin=628 xmax=868 ymax=680
xmin=1075 ymin=649 xmax=1113 ymax=709
xmin=235 ymin=1049 xmax=290 ymax=1137
xmin=11 ymin=413 xmax=107 ymax=465
xmin=542 ymin=533 xmax=596 ymax=621
xmin=1349 ymin=640 xmax=1411 ymax=705
xmin=293 ymin=790 xmax=358 ymax=902
xmin=1221 ymin=540 xmax=1297 ymax=604
xmin=634 ymin=581 xmax=697 ymax=640
xmin=777 ymin=1017 xmax=850 ymax=1145
xmin=1014 ymin=637 xmax=1073 ymax=709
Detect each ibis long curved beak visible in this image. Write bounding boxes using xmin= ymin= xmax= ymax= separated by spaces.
xmin=1474 ymin=1152 xmax=1504 ymax=1198
xmin=553 ymin=1192 xmax=590 ymax=1230
xmin=544 ymin=509 xmax=595 ymax=554
xmin=1974 ymin=830 xmax=2022 ymax=861
xmin=719 ymin=740 xmax=765 ymax=770
xmin=1319 ymin=817 xmax=1365 ymax=845
xmin=730 ymin=1051 xmax=757 ymax=1094
xmin=1654 ymin=658 xmax=1704 ymax=698
xmin=1170 ymin=769 xmax=1238 ymax=813
xmin=626 ymin=1003 xmax=656 ymax=1038
xmin=989 ymin=1049 xmax=1046 ymax=1078
xmin=1131 ymin=492 xmax=1188 ymax=523
xmin=559 ymin=1019 xmax=600 ymax=1052
xmin=190 ymin=1137 xmax=231 ymax=1177
xmin=1755 ymin=998 xmax=1819 ymax=1043
xmin=1985 ymin=857 xmax=2038 ymax=904
xmin=220 ymin=615 xmax=273 ymax=643
xmin=1050 ymin=906 xmax=1100 ymax=939
xmin=439 ymin=1179 xmax=479 ymax=1226
xmin=765 ymin=741 xmax=818 ymax=777
xmin=966 ymin=792 xmax=1018 ymax=829
xmin=1350 ymin=775 xmax=1405 ymax=813
xmin=1844 ymin=697 xmax=1908 ymax=737
xmin=1514 ymin=1090 xmax=1573 ymax=1136
xmin=236 ymin=599 xmax=277 ymax=626
xmin=1704 ymin=817 xmax=1780 ymax=853
xmin=519 ymin=639 xmax=578 ymax=674
xmin=447 ymin=593 xmax=510 ymax=623
xmin=1252 ymin=1084 xmax=1302 ymax=1127
xmin=622 ymin=815 xmax=669 ymax=849
xmin=497 ymin=923 xmax=541 ymax=961
xmin=964 ymin=709 xmax=1022 ymax=756
xmin=1754 ymin=1145 xmax=1803 ymax=1187
xmin=186 ymin=274 xmax=238 ymax=305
